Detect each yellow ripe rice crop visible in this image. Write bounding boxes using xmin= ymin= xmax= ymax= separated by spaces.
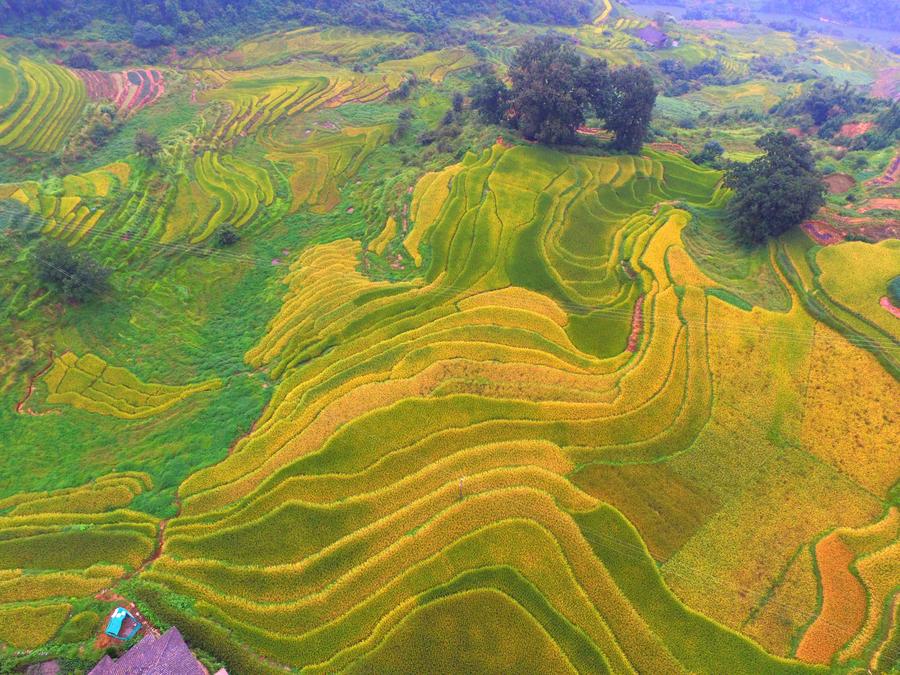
xmin=340 ymin=588 xmax=579 ymax=674
xmin=801 ymin=324 xmax=898 ymax=497
xmin=379 ymin=48 xmax=477 ymax=83
xmin=0 ymin=602 xmax=70 ymax=649
xmin=263 ymin=125 xmax=387 ymax=214
xmin=0 ymin=565 xmax=125 ymax=602
xmin=369 ymin=216 xmax=398 ymax=255
xmin=0 ymin=58 xmax=85 ymax=154
xmin=43 ymin=352 xmax=221 ymax=419
xmin=816 ymin=240 xmax=900 ymax=338
xmin=743 ymin=546 xmax=819 ymax=656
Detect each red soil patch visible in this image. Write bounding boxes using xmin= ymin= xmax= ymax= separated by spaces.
xmin=648 ymin=142 xmax=688 ymax=155
xmin=823 ymin=173 xmax=855 ymax=194
xmin=871 ymin=67 xmax=900 ymax=101
xmin=838 ymin=121 xmax=873 ymax=139
xmin=496 ymin=135 xmax=513 ymax=148
xmin=802 ymin=220 xmax=844 ymax=245
xmin=796 ymin=533 xmax=866 ymax=664
xmin=786 ymin=127 xmax=807 ymax=138
xmin=626 ymin=295 xmax=644 ymax=353
xmin=858 ymin=197 xmax=900 ymax=212
xmin=93 ymin=590 xmax=160 ymax=651
xmin=75 ymin=68 xmax=165 ymax=115
xmin=880 ymin=297 xmax=900 ymax=319
xmin=805 ymin=208 xmax=900 ymax=244
xmin=866 ymin=153 xmax=900 ymax=188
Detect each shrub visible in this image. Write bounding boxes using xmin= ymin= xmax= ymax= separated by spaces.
xmin=217 ymin=224 xmax=240 ymax=247
xmin=134 ymin=130 xmax=161 ymax=159
xmin=66 ymin=52 xmax=96 ymax=70
xmin=56 ymin=611 xmax=100 ymax=643
xmin=33 ymin=241 xmax=111 ymax=302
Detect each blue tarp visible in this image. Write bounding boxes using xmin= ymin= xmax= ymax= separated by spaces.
xmin=105 ymin=607 xmax=141 ymax=640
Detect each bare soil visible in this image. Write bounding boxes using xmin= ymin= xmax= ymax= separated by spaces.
xmin=823 ymin=173 xmax=855 ymax=194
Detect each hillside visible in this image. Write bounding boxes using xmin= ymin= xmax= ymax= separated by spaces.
xmin=0 ymin=1 xmax=897 ymax=673
xmin=0 ymin=0 xmax=593 ymax=39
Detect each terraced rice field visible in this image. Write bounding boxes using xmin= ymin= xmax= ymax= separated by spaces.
xmin=0 ymin=57 xmax=86 ymax=153
xmin=76 ymin=68 xmax=166 ymax=115
xmin=1 ymin=162 xmax=130 ymax=243
xmin=0 ymin=19 xmax=897 ymax=674
xmin=122 ymin=143 xmax=867 ymax=672
xmin=262 ymin=123 xmax=386 ymax=213
xmin=201 ymin=66 xmax=400 ymax=143
xmin=189 ymin=27 xmax=413 ymax=69
xmin=43 ymin=352 xmax=221 ymax=419
xmin=0 ymin=473 xmax=159 ymax=648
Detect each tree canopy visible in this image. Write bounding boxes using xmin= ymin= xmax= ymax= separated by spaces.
xmin=0 ymin=0 xmax=594 ymax=40
xmin=507 ymin=35 xmax=604 ymax=144
xmin=33 ymin=241 xmax=111 ymax=302
xmin=605 ymin=65 xmax=657 ymax=153
xmin=472 ymin=35 xmax=657 ymax=151
xmin=135 ymin=131 xmax=161 ymax=160
xmin=724 ymin=132 xmax=825 ymax=246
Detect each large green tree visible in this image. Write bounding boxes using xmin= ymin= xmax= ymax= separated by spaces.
xmin=725 ymin=132 xmax=826 ymax=245
xmin=469 ymin=73 xmax=511 ymax=125
xmin=507 ymin=34 xmax=603 ymax=144
xmin=606 ymin=66 xmax=657 ymax=153
xmin=475 ymin=35 xmax=655 ymax=151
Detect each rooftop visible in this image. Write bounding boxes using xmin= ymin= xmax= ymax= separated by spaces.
xmin=89 ymin=627 xmax=218 ymax=675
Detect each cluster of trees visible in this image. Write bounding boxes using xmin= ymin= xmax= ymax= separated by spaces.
xmin=659 ymin=58 xmax=733 ymax=97
xmin=725 ymin=132 xmax=825 ymax=245
xmin=772 ymin=79 xmax=898 ymax=150
xmin=470 ymin=35 xmax=657 ymax=152
xmin=772 ymin=79 xmax=874 ymax=126
xmin=689 ymin=140 xmax=725 ymax=167
xmin=0 ymin=0 xmax=594 ymax=42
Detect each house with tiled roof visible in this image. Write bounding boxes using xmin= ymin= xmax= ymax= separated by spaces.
xmin=635 ymin=25 xmax=670 ymax=48
xmin=89 ymin=626 xmax=226 ymax=675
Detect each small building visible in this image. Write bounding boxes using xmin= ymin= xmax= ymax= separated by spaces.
xmin=89 ymin=626 xmax=223 ymax=675
xmin=635 ymin=25 xmax=670 ymax=49
xmin=104 ymin=607 xmax=142 ymax=641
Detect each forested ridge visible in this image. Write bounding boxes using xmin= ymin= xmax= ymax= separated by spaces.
xmin=0 ymin=0 xmax=594 ymax=40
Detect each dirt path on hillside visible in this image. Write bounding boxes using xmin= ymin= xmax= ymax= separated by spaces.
xmin=627 ymin=296 xmax=645 ymax=353
xmin=15 ymin=353 xmax=59 ymax=416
